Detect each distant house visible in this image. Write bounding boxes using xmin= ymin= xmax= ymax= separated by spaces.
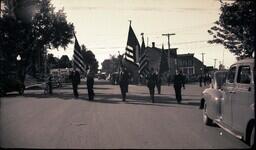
xmin=176 ymin=53 xmax=206 ymax=82
xmin=141 ymin=43 xmax=211 ymax=83
xmin=176 ymin=53 xmax=206 ymax=75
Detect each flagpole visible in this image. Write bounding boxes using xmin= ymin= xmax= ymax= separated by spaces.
xmin=72 ymin=31 xmax=76 ymax=71
xmin=128 ymin=20 xmax=132 ymax=26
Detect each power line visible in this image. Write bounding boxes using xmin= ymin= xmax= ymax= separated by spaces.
xmin=87 ymin=40 xmax=208 ymax=50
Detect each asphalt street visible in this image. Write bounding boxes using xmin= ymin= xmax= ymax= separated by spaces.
xmin=0 ymin=80 xmax=249 ymax=149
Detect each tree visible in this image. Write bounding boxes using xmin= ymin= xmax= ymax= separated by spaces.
xmin=47 ymin=53 xmax=59 ymax=69
xmin=208 ymin=0 xmax=255 ymax=58
xmin=58 ymin=55 xmax=71 ymax=68
xmin=0 ymin=0 xmax=74 ymax=79
xmin=31 ymin=0 xmax=74 ymax=74
xmin=80 ymin=44 xmax=99 ymax=74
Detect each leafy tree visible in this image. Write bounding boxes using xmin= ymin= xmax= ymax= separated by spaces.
xmin=0 ymin=0 xmax=74 ymax=79
xmin=47 ymin=53 xmax=59 ymax=69
xmin=32 ymin=1 xmax=74 ymax=50
xmin=208 ymin=0 xmax=255 ymax=58
xmin=58 ymin=55 xmax=72 ymax=68
xmin=80 ymin=44 xmax=99 ymax=73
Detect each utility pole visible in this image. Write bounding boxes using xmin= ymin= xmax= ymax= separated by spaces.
xmin=147 ymin=37 xmax=149 ymax=47
xmin=0 ymin=0 xmax=2 ymax=16
xmin=214 ymin=58 xmax=217 ymax=69
xmin=162 ymin=33 xmax=175 ymax=73
xmin=201 ymin=53 xmax=205 ymax=64
xmin=201 ymin=53 xmax=205 ymax=74
xmin=222 ymin=49 xmax=224 ymax=65
xmin=128 ymin=20 xmax=132 ymax=26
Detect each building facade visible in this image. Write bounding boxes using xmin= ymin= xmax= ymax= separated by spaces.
xmin=142 ymin=43 xmax=209 ymax=83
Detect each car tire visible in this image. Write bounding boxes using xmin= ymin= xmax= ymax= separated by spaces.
xmin=0 ymin=88 xmax=6 ymax=97
xmin=247 ymin=125 xmax=255 ymax=149
xmin=18 ymin=86 xmax=25 ymax=95
xmin=203 ymin=104 xmax=213 ymax=125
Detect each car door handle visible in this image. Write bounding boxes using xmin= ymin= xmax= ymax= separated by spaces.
xmin=248 ymin=87 xmax=251 ymax=91
xmin=229 ymin=91 xmax=236 ymax=94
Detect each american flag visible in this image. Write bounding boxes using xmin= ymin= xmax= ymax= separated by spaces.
xmin=138 ymin=34 xmax=149 ymax=77
xmin=124 ymin=23 xmax=140 ymax=65
xmin=73 ymin=33 xmax=86 ymax=73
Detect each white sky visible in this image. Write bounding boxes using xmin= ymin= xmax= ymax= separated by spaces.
xmin=50 ymin=0 xmax=237 ymax=69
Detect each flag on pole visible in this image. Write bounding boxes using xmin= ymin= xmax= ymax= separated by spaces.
xmin=124 ymin=23 xmax=140 ymax=65
xmin=138 ymin=34 xmax=149 ymax=77
xmin=73 ymin=33 xmax=86 ymax=73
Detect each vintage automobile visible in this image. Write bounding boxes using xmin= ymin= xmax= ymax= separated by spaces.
xmin=0 ymin=78 xmax=25 ymax=96
xmin=200 ymin=58 xmax=255 ymax=148
xmin=98 ymin=72 xmax=107 ymax=80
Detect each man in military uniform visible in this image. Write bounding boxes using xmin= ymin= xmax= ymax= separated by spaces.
xmin=146 ymin=68 xmax=157 ymax=103
xmin=86 ymin=68 xmax=95 ymax=101
xmin=171 ymin=70 xmax=185 ymax=104
xmin=48 ymin=74 xmax=53 ymax=94
xmin=156 ymin=71 xmax=162 ymax=94
xmin=119 ymin=67 xmax=129 ymax=101
xmin=70 ymin=68 xmax=81 ymax=98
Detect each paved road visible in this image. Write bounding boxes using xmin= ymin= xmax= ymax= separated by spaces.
xmin=0 ymin=80 xmax=249 ymax=149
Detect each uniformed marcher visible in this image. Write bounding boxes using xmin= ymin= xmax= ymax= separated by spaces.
xmin=70 ymin=68 xmax=81 ymax=98
xmin=86 ymin=68 xmax=95 ymax=101
xmin=156 ymin=72 xmax=162 ymax=94
xmin=119 ymin=67 xmax=129 ymax=101
xmin=146 ymin=68 xmax=157 ymax=103
xmin=47 ymin=74 xmax=53 ymax=94
xmin=199 ymin=75 xmax=203 ymax=87
xmin=172 ymin=70 xmax=185 ymax=104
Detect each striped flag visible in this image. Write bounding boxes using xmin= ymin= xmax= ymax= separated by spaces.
xmin=138 ymin=34 xmax=149 ymax=77
xmin=73 ymin=33 xmax=86 ymax=73
xmin=124 ymin=23 xmax=140 ymax=65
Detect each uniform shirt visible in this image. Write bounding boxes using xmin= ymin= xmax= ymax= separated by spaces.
xmin=173 ymin=74 xmax=185 ymax=88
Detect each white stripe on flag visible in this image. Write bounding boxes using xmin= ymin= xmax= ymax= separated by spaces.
xmin=126 ymin=45 xmax=133 ymax=51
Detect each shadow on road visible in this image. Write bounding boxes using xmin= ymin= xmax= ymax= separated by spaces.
xmin=60 ymin=86 xmax=111 ymax=90
xmin=17 ymin=90 xmax=201 ymax=108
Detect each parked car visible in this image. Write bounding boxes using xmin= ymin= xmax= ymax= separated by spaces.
xmin=0 ymin=78 xmax=25 ymax=96
xmin=98 ymin=72 xmax=106 ymax=80
xmin=51 ymin=76 xmax=63 ymax=88
xmin=110 ymin=72 xmax=119 ymax=85
xmin=200 ymin=58 xmax=255 ymax=148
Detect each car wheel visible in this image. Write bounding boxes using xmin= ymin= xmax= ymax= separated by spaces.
xmin=248 ymin=125 xmax=255 ymax=148
xmin=0 ymin=88 xmax=6 ymax=97
xmin=18 ymin=86 xmax=25 ymax=95
xmin=203 ymin=104 xmax=213 ymax=125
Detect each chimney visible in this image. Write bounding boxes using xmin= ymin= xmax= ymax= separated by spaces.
xmin=152 ymin=42 xmax=155 ymax=48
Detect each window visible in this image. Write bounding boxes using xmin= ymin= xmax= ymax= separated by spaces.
xmin=189 ymin=68 xmax=194 ymax=75
xmin=177 ymin=59 xmax=182 ymax=67
xmin=227 ymin=66 xmax=236 ymax=83
xmin=183 ymin=68 xmax=188 ymax=74
xmin=188 ymin=60 xmax=193 ymax=66
xmin=237 ymin=66 xmax=251 ymax=84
